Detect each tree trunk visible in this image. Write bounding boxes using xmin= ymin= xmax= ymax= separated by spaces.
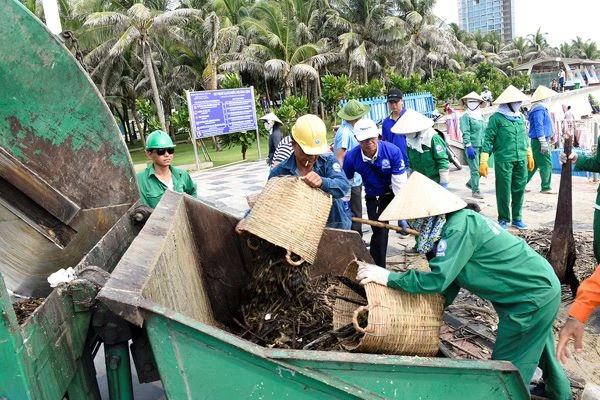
xmin=131 ymin=100 xmax=146 ymax=148
xmin=242 ymin=145 xmax=247 ymax=160
xmin=142 ymin=40 xmax=167 ymax=132
xmin=408 ymin=50 xmax=417 ymax=76
xmin=363 ymin=66 xmax=368 ymax=84
xmin=348 ymin=63 xmax=353 ymax=80
xmin=284 ymin=81 xmax=292 ymax=99
xmin=316 ymin=74 xmax=324 ymax=120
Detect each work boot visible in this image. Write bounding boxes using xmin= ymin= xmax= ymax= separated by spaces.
xmin=466 ymin=181 xmax=472 ymax=189
xmin=511 ymin=220 xmax=528 ymax=230
xmin=540 ymin=189 xmax=556 ymax=194
xmin=472 ymin=192 xmax=483 ymax=199
xmin=499 ymin=220 xmax=509 ymax=230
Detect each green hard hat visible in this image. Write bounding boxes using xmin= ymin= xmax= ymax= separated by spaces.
xmin=145 ymin=130 xmax=175 ymax=150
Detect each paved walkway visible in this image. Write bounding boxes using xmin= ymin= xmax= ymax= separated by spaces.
xmin=190 ymin=160 xmax=598 ymax=259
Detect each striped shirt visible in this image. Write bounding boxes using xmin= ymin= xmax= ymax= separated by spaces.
xmin=272 ymin=135 xmax=293 ymax=164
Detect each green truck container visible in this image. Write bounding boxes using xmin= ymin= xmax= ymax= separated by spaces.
xmin=99 ymin=191 xmax=530 ymax=399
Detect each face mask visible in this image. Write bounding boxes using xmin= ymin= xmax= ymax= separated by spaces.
xmin=508 ymin=102 xmax=522 ymax=112
xmin=263 ymin=122 xmax=271 ymax=131
xmin=467 ymin=100 xmax=480 ymax=110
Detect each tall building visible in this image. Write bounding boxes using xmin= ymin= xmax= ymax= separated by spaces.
xmin=457 ymin=0 xmax=515 ymax=42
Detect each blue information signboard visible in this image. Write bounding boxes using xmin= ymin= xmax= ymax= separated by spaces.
xmin=187 ymin=88 xmax=257 ymax=139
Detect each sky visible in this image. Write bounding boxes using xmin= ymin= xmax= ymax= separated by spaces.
xmin=433 ymin=0 xmax=600 ymax=47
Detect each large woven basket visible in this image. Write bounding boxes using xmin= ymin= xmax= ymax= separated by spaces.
xmin=240 ymin=176 xmax=332 ymax=264
xmin=333 ymin=260 xmax=444 ymax=356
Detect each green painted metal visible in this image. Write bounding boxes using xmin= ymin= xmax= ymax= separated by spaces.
xmin=105 ymin=343 xmax=134 ymax=400
xmin=0 ymin=273 xmax=100 ymax=400
xmin=0 ymin=0 xmax=138 ymax=297
xmin=144 ymin=308 xmax=529 ymax=400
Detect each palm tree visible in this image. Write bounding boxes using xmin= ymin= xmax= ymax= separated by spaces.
xmin=396 ymin=0 xmax=468 ymax=76
xmin=84 ymin=3 xmax=202 ymax=132
xmin=500 ymin=36 xmax=529 ymax=63
xmin=558 ymin=42 xmax=576 ymax=58
xmin=221 ymin=0 xmax=339 ymax=98
xmin=580 ymin=41 xmax=599 ymax=60
xmin=526 ymin=28 xmax=553 ymax=60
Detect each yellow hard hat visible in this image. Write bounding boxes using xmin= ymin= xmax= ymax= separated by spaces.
xmin=291 ymin=114 xmax=329 ymax=155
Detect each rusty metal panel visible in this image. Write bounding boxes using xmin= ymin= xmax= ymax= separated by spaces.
xmin=0 ymin=1 xmax=138 ymax=296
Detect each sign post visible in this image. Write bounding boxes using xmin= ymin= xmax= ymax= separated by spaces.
xmin=186 ymin=87 xmax=258 ymax=170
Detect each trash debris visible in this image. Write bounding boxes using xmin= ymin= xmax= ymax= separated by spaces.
xmin=47 ymin=267 xmax=76 ymax=287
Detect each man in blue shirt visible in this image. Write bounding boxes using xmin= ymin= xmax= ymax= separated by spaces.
xmin=335 ymin=99 xmax=371 ymax=235
xmin=381 ymin=88 xmax=410 ymax=169
xmin=269 ymin=114 xmax=351 ymax=230
xmin=343 ymin=119 xmax=408 ymax=266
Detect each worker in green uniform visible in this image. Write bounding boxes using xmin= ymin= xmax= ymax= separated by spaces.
xmin=391 ymin=109 xmax=450 ymax=187
xmin=479 ymin=85 xmax=534 ymax=230
xmin=362 ymin=172 xmax=572 ymax=399
xmin=459 ymin=92 xmax=487 ymax=199
xmin=137 ymin=130 xmax=197 ymax=208
xmin=527 ymin=85 xmax=558 ymax=194
xmin=562 ymin=140 xmax=600 ymax=263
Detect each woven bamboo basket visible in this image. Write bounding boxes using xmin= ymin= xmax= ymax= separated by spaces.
xmin=333 ymin=260 xmax=444 ymax=356
xmin=239 ymin=176 xmax=332 ymax=265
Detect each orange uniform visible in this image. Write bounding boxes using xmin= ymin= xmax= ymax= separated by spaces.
xmin=569 ymin=266 xmax=600 ymax=322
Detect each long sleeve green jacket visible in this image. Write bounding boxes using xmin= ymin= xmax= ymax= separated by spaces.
xmin=387 ymin=209 xmax=560 ymax=315
xmin=481 ymin=112 xmax=528 ymax=163
xmin=460 ymin=114 xmax=486 ymax=148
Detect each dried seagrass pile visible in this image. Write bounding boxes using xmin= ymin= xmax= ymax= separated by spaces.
xmin=12 ymin=298 xmax=44 ymax=324
xmin=233 ymin=248 xmax=354 ymax=350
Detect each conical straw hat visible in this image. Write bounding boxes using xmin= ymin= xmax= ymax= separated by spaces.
xmin=530 ymin=85 xmax=558 ymax=103
xmin=460 ymin=91 xmax=485 ymax=106
xmin=493 ymin=85 xmax=529 ymax=105
xmin=390 ymin=109 xmax=434 ymax=134
xmin=259 ymin=112 xmax=282 ymax=124
xmin=379 ymin=172 xmax=467 ymax=220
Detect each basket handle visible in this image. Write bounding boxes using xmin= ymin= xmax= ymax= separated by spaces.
xmin=285 ymin=250 xmax=305 ymax=266
xmin=323 ymin=285 xmax=336 ymax=307
xmin=246 ymin=237 xmax=260 ymax=250
xmin=352 ymin=305 xmax=370 ymax=334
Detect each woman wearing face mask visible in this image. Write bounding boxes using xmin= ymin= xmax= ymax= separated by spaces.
xmin=479 ymin=85 xmax=534 ymax=230
xmin=260 ymin=112 xmax=284 ymax=166
xmin=391 ymin=109 xmax=450 ymax=188
xmin=526 ymin=85 xmax=558 ymax=194
xmin=459 ymin=92 xmax=487 ymax=199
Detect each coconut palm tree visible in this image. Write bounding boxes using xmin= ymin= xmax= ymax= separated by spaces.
xmin=396 ymin=0 xmax=468 ymax=76
xmin=500 ymin=36 xmax=529 ymax=63
xmin=526 ymin=28 xmax=554 ymax=59
xmin=84 ymin=3 xmax=202 ymax=132
xmin=221 ymin=0 xmax=339 ymax=98
xmin=558 ymin=42 xmax=576 ymax=58
xmin=580 ymin=41 xmax=599 ymax=60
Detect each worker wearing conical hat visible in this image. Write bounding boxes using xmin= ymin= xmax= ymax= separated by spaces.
xmin=357 ymin=172 xmax=572 ymax=400
xmin=459 ymin=92 xmax=487 ymax=199
xmin=391 ymin=109 xmax=450 ymax=187
xmin=526 ymin=85 xmax=558 ymax=194
xmin=479 ymin=85 xmax=533 ymax=230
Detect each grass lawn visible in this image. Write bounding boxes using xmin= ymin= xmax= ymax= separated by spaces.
xmin=129 ymin=138 xmax=271 ymax=168
xmin=129 ymin=128 xmax=337 ymax=168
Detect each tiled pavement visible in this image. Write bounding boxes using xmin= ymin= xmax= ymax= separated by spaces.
xmin=190 ymin=160 xmax=416 ymax=258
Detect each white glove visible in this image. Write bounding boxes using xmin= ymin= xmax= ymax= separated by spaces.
xmin=559 ymin=152 xmax=578 ymax=164
xmin=47 ymin=267 xmax=76 ymax=287
xmin=356 ymin=263 xmax=390 ymax=286
xmin=539 ymin=137 xmax=549 ymax=155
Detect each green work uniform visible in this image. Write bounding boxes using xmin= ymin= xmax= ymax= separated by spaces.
xmin=527 ymin=139 xmax=553 ymax=191
xmin=482 ymin=112 xmax=528 ymax=223
xmin=575 ymin=137 xmax=600 ymax=263
xmin=460 ymin=113 xmax=486 ymax=194
xmin=406 ymin=134 xmax=449 ymax=183
xmin=137 ymin=165 xmax=197 ymax=208
xmin=388 ymin=209 xmax=572 ymax=399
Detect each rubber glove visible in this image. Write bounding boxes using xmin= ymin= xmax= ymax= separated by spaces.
xmin=399 ymin=220 xmax=409 ymax=235
xmin=439 ymin=170 xmax=449 ymax=189
xmin=466 ymin=145 xmax=476 ymax=160
xmin=356 ymin=263 xmax=390 ymax=286
xmin=479 ymin=152 xmax=489 ymax=177
xmin=527 ymin=147 xmax=535 ymax=171
xmin=559 ymin=152 xmax=578 ymax=164
xmin=539 ymin=138 xmax=549 ymax=155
